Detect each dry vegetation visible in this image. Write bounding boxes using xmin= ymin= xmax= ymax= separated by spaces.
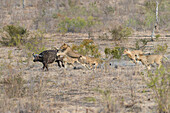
xmin=0 ymin=0 xmax=170 ymax=113
xmin=0 ymin=30 xmax=169 ymax=113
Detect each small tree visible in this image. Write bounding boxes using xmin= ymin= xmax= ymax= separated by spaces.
xmin=140 ymin=66 xmax=169 ymax=113
xmin=72 ymin=39 xmax=101 ymax=58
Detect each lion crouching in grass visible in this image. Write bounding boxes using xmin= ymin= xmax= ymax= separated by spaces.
xmin=123 ymin=49 xmax=143 ymax=64
xmin=135 ymin=54 xmax=168 ymax=70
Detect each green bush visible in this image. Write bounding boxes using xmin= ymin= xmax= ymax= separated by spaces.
xmin=0 ymin=25 xmax=28 ymax=46
xmin=109 ymin=26 xmax=133 ymax=41
xmin=155 ymin=34 xmax=161 ymax=41
xmin=57 ymin=16 xmax=99 ymax=34
xmin=3 ymin=25 xmax=27 ymax=37
xmin=154 ymin=43 xmax=168 ymax=55
xmin=141 ymin=66 xmax=169 ymax=113
xmin=57 ymin=16 xmax=87 ymax=33
xmin=72 ymin=39 xmax=101 ymax=58
xmin=104 ymin=47 xmax=124 ymax=59
xmin=135 ymin=39 xmax=149 ymax=50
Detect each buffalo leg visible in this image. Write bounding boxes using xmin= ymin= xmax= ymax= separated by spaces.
xmin=45 ymin=64 xmax=48 ymax=71
xmin=42 ymin=63 xmax=45 ymax=70
xmin=56 ymin=60 xmax=61 ymax=67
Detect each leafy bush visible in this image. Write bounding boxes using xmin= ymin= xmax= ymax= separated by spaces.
xmin=140 ymin=66 xmax=169 ymax=113
xmin=135 ymin=39 xmax=149 ymax=50
xmin=155 ymin=34 xmax=161 ymax=41
xmin=154 ymin=43 xmax=168 ymax=55
xmin=57 ymin=16 xmax=87 ymax=33
xmin=3 ymin=25 xmax=27 ymax=37
xmin=0 ymin=25 xmax=28 ymax=46
xmin=104 ymin=47 xmax=124 ymax=59
xmin=72 ymin=39 xmax=101 ymax=58
xmin=109 ymin=26 xmax=133 ymax=41
xmin=57 ymin=16 xmax=99 ymax=34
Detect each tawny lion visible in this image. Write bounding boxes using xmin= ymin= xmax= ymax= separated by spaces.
xmin=123 ymin=49 xmax=143 ymax=64
xmin=58 ymin=55 xmax=79 ymax=68
xmin=135 ymin=54 xmax=168 ymax=70
xmin=78 ymin=55 xmax=103 ymax=70
xmin=56 ymin=43 xmax=82 ymax=68
xmin=57 ymin=43 xmax=81 ymax=58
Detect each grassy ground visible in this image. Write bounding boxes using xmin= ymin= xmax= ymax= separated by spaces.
xmin=0 ymin=33 xmax=169 ymax=113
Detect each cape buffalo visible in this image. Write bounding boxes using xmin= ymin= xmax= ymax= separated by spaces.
xmin=32 ymin=50 xmax=64 ymax=71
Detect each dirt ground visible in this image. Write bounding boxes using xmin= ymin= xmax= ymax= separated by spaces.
xmin=0 ymin=33 xmax=170 ymax=113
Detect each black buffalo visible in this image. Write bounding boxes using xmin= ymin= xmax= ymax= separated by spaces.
xmin=32 ymin=50 xmax=64 ymax=71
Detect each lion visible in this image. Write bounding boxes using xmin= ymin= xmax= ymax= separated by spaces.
xmin=135 ymin=54 xmax=168 ymax=70
xmin=56 ymin=55 xmax=79 ymax=69
xmin=78 ymin=55 xmax=103 ymax=70
xmin=63 ymin=55 xmax=80 ymax=68
xmin=123 ymin=49 xmax=143 ymax=64
xmin=57 ymin=43 xmax=81 ymax=58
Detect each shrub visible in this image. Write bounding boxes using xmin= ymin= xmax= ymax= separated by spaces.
xmin=0 ymin=25 xmax=28 ymax=46
xmin=57 ymin=16 xmax=100 ymax=35
xmin=94 ymin=88 xmax=115 ymax=112
xmin=72 ymin=39 xmax=101 ymax=58
xmin=135 ymin=39 xmax=149 ymax=50
xmin=3 ymin=25 xmax=27 ymax=37
xmin=2 ymin=66 xmax=26 ymax=98
xmin=109 ymin=26 xmax=133 ymax=41
xmin=155 ymin=34 xmax=161 ymax=41
xmin=57 ymin=16 xmax=87 ymax=33
xmin=104 ymin=47 xmax=124 ymax=59
xmin=140 ymin=66 xmax=169 ymax=112
xmin=154 ymin=43 xmax=168 ymax=55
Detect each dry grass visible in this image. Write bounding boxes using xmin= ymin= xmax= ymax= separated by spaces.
xmin=0 ymin=33 xmax=169 ymax=113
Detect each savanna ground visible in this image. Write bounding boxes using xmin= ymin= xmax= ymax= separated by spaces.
xmin=0 ymin=32 xmax=169 ymax=113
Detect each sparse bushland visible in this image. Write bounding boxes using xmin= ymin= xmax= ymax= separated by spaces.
xmin=135 ymin=39 xmax=149 ymax=50
xmin=0 ymin=25 xmax=46 ymax=53
xmin=0 ymin=63 xmax=26 ymax=98
xmin=72 ymin=39 xmax=101 ymax=58
xmin=53 ymin=2 xmax=101 ymax=36
xmin=94 ymin=88 xmax=116 ymax=112
xmin=109 ymin=26 xmax=133 ymax=42
xmin=0 ymin=25 xmax=46 ymax=66
xmin=104 ymin=46 xmax=124 ymax=72
xmin=98 ymin=32 xmax=109 ymax=40
xmin=57 ymin=16 xmax=100 ymax=37
xmin=155 ymin=34 xmax=161 ymax=41
xmin=0 ymin=25 xmax=28 ymax=47
xmin=140 ymin=66 xmax=170 ymax=113
xmin=104 ymin=47 xmax=124 ymax=59
xmin=154 ymin=43 xmax=168 ymax=55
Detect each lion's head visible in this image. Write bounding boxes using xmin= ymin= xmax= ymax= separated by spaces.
xmin=60 ymin=43 xmax=70 ymax=51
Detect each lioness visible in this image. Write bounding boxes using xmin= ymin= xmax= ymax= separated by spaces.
xmin=57 ymin=43 xmax=81 ymax=58
xmin=62 ymin=55 xmax=79 ymax=68
xmin=56 ymin=55 xmax=78 ymax=68
xmin=78 ymin=55 xmax=102 ymax=70
xmin=123 ymin=49 xmax=143 ymax=64
xmin=135 ymin=54 xmax=168 ymax=70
